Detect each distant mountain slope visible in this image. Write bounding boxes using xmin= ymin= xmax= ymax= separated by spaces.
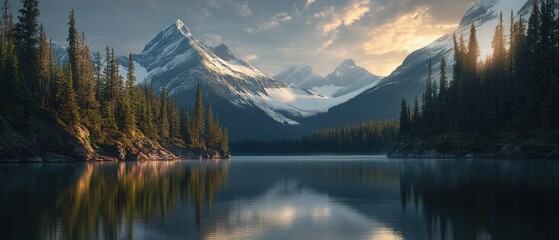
xmin=303 ymin=0 xmax=535 ymax=128
xmin=275 ymin=59 xmax=383 ymax=98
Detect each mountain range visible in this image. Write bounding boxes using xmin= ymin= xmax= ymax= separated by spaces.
xmin=52 ymin=0 xmax=542 ymax=141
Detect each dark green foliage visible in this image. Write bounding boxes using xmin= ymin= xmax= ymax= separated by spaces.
xmin=136 ymin=84 xmax=157 ymax=139
xmin=233 ymin=120 xmax=398 ymax=155
xmin=56 ymin=65 xmax=79 ymax=126
xmin=180 ymin=107 xmax=191 ymax=145
xmin=399 ymin=99 xmax=411 ymax=139
xmin=14 ymin=0 xmax=39 ymax=97
xmin=158 ymin=88 xmax=169 ymax=139
xmin=191 ymin=84 xmax=204 ymax=147
xmin=401 ymin=5 xmax=559 ymax=152
xmin=67 ymin=10 xmax=79 ymax=92
xmin=205 ymin=103 xmax=220 ymax=150
xmin=168 ymin=99 xmax=181 ymax=141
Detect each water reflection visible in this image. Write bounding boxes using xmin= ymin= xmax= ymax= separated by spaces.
xmin=1 ymin=157 xmax=559 ymax=239
xmin=398 ymin=159 xmax=559 ymax=240
xmin=0 ymin=161 xmax=230 ymax=239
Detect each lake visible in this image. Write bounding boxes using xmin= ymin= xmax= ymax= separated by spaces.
xmin=1 ymin=156 xmax=558 ymax=240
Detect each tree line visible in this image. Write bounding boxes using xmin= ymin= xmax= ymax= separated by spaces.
xmin=399 ymin=0 xmax=559 ymax=150
xmin=0 ymin=0 xmax=229 ymax=157
xmin=232 ymin=120 xmax=398 ymax=155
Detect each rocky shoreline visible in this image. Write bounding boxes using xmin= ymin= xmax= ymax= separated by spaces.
xmin=0 ymin=126 xmax=231 ymax=163
xmin=388 ymin=142 xmax=559 ymax=159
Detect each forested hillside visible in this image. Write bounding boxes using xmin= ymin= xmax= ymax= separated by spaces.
xmin=394 ymin=0 xmax=559 ymax=158
xmin=232 ymin=120 xmax=398 ymax=155
xmin=0 ymin=0 xmax=229 ymax=161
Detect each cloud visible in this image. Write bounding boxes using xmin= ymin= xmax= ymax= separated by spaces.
xmin=203 ymin=34 xmax=223 ymax=46
xmin=304 ymin=0 xmax=316 ymax=8
xmin=207 ymin=0 xmax=221 ymax=7
xmin=244 ymin=54 xmax=258 ymax=61
xmin=208 ymin=0 xmax=251 ymax=17
xmin=246 ymin=12 xmax=293 ymax=33
xmin=235 ymin=1 xmax=252 ymax=17
xmin=362 ymin=7 xmax=456 ymax=55
xmin=314 ymin=0 xmax=370 ymax=35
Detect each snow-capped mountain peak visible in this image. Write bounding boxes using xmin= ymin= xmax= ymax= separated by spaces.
xmin=175 ymin=19 xmax=192 ymax=38
xmin=339 ymin=59 xmax=357 ymax=68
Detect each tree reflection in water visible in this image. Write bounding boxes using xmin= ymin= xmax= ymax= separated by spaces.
xmin=0 ymin=161 xmax=229 ymax=240
xmin=399 ymin=160 xmax=559 ymax=240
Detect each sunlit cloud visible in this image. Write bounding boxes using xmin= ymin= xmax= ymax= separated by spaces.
xmin=244 ymin=54 xmax=259 ymax=61
xmin=363 ymin=7 xmax=457 ymax=55
xmin=247 ymin=12 xmax=293 ymax=33
xmin=315 ymin=0 xmax=370 ymax=35
xmin=304 ymin=0 xmax=316 ymax=9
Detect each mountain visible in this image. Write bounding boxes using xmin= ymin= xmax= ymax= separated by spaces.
xmin=108 ymin=19 xmax=389 ymax=140
xmin=303 ymin=0 xmax=537 ymax=129
xmin=275 ymin=59 xmax=382 ymax=98
xmin=324 ymin=59 xmax=382 ymax=97
xmin=274 ymin=65 xmax=323 ymax=90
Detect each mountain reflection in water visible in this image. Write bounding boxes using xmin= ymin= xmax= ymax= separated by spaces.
xmin=0 ymin=157 xmax=558 ymax=240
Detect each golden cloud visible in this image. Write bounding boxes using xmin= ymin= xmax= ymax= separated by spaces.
xmin=363 ymin=7 xmax=457 ymax=56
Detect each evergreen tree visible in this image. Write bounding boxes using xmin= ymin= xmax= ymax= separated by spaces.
xmin=438 ymin=56 xmax=448 ymax=131
xmin=0 ymin=39 xmax=23 ymax=116
xmin=411 ymin=97 xmax=421 ymax=136
xmin=94 ymin=51 xmax=102 ymax=100
xmin=118 ymin=53 xmax=136 ymax=132
xmin=138 ymin=83 xmax=157 ymax=139
xmin=57 ymin=65 xmax=79 ymax=126
xmin=159 ymin=88 xmax=169 ymax=139
xmin=14 ymin=0 xmax=40 ymax=97
xmin=181 ymin=107 xmax=191 ymax=145
xmin=168 ymin=99 xmax=181 ymax=140
xmin=399 ymin=98 xmax=411 ymax=139
xmin=67 ymin=10 xmax=79 ymax=92
xmin=205 ymin=102 xmax=219 ymax=149
xmin=126 ymin=53 xmax=135 ymax=100
xmin=191 ymin=83 xmax=205 ymax=147
xmin=37 ymin=24 xmax=51 ymax=107
xmin=78 ymin=34 xmax=102 ymax=136
xmin=220 ymin=127 xmax=230 ymax=156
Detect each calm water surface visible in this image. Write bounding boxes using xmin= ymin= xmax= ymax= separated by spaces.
xmin=1 ymin=156 xmax=558 ymax=240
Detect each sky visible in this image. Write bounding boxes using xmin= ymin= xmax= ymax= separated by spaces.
xmin=9 ymin=0 xmax=478 ymax=76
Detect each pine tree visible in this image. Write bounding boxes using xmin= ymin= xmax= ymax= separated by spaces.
xmin=14 ymin=0 xmax=40 ymax=97
xmin=411 ymin=97 xmax=421 ymax=136
xmin=57 ymin=65 xmax=79 ymax=126
xmin=37 ymin=24 xmax=51 ymax=107
xmin=205 ymin=102 xmax=219 ymax=149
xmin=118 ymin=53 xmax=136 ymax=132
xmin=159 ymin=88 xmax=169 ymax=139
xmin=67 ymin=10 xmax=79 ymax=92
xmin=191 ymin=83 xmax=205 ymax=147
xmin=168 ymin=100 xmax=181 ymax=140
xmin=78 ymin=34 xmax=102 ymax=136
xmin=138 ymin=84 xmax=157 ymax=139
xmin=399 ymin=98 xmax=411 ymax=139
xmin=438 ymin=57 xmax=448 ymax=131
xmin=220 ymin=127 xmax=230 ymax=156
xmin=0 ymin=39 xmax=23 ymax=116
xmin=181 ymin=107 xmax=192 ymax=145
xmin=94 ymin=51 xmax=102 ymax=100
xmin=126 ymin=53 xmax=135 ymax=100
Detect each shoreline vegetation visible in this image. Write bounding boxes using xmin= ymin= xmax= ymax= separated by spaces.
xmin=391 ymin=2 xmax=559 ymax=159
xmin=0 ymin=1 xmax=230 ymax=162
xmin=232 ymin=120 xmax=398 ymax=156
